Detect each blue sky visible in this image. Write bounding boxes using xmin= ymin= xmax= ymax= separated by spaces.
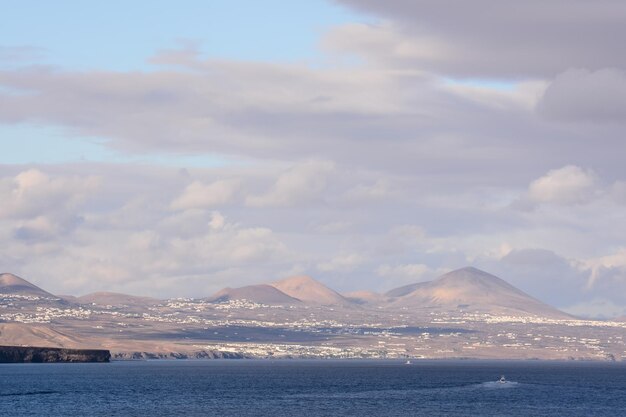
xmin=1 ymin=0 xmax=366 ymax=70
xmin=1 ymin=124 xmax=233 ymax=167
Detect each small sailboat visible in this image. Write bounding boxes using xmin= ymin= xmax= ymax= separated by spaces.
xmin=405 ymin=360 xmax=412 ymax=365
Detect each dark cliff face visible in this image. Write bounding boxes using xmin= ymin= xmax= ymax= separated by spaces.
xmin=0 ymin=346 xmax=111 ymax=363
xmin=112 ymin=350 xmax=246 ymax=360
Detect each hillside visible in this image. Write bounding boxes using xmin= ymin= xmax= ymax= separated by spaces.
xmin=207 ymin=284 xmax=301 ymax=305
xmin=388 ymin=267 xmax=569 ymax=318
xmin=0 ymin=273 xmax=56 ymax=298
xmin=270 ymin=275 xmax=351 ymax=305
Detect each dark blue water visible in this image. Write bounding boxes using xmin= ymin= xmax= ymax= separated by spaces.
xmin=2 ymin=360 xmax=626 ymax=416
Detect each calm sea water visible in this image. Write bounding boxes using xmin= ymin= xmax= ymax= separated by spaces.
xmin=2 ymin=360 xmax=626 ymax=416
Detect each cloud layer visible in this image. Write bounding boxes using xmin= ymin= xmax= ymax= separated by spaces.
xmin=334 ymin=0 xmax=626 ymax=78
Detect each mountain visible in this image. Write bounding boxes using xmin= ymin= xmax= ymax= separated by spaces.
xmin=76 ymin=292 xmax=161 ymax=307
xmin=207 ymin=284 xmax=301 ymax=305
xmin=270 ymin=275 xmax=352 ymax=305
xmin=388 ymin=267 xmax=569 ymax=318
xmin=0 ymin=273 xmax=56 ymax=298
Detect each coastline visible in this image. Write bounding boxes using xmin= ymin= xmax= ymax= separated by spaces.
xmin=0 ymin=345 xmax=111 ymax=363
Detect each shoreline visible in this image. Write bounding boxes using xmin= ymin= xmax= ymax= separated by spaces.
xmin=0 ymin=345 xmax=111 ymax=363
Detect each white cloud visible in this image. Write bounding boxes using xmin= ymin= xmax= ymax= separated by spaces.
xmin=208 ymin=211 xmax=226 ymax=230
xmin=344 ymin=178 xmax=396 ymax=202
xmin=246 ymin=161 xmax=334 ymax=207
xmin=0 ymin=169 xmax=100 ymax=219
xmin=444 ymin=79 xmax=548 ymax=111
xmin=322 ymin=22 xmax=449 ymax=68
xmin=610 ymin=181 xmax=626 ymax=204
xmin=379 ymin=225 xmax=427 ymax=255
xmin=316 ymin=221 xmax=354 ymax=234
xmin=14 ymin=214 xmax=291 ymax=296
xmin=584 ymin=248 xmax=626 ymax=289
xmin=13 ymin=216 xmax=63 ymax=241
xmin=170 ymin=179 xmax=239 ymax=210
xmin=527 ymin=165 xmax=597 ymax=205
xmin=317 ymin=253 xmax=364 ymax=273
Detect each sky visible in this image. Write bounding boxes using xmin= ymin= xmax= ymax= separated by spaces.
xmin=2 ymin=0 xmax=626 ymax=317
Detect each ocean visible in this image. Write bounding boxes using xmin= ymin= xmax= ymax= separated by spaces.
xmin=1 ymin=360 xmax=626 ymax=416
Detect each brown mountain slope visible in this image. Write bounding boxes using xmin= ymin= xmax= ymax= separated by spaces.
xmin=207 ymin=284 xmax=301 ymax=305
xmin=0 ymin=273 xmax=56 ymax=298
xmin=0 ymin=323 xmax=84 ymax=349
xmin=388 ymin=267 xmax=570 ymax=318
xmin=270 ymin=275 xmax=351 ymax=305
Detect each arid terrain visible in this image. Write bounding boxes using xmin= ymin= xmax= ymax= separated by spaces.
xmin=1 ymin=268 xmax=625 ymax=361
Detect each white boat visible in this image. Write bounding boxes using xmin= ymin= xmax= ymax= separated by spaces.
xmin=498 ymin=375 xmax=507 ymax=384
xmin=405 ymin=360 xmax=412 ymax=365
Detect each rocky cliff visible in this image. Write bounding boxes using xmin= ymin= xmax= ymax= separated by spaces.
xmin=112 ymin=350 xmax=245 ymax=360
xmin=0 ymin=345 xmax=111 ymax=363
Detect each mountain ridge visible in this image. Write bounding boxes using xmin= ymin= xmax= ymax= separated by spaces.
xmin=206 ymin=284 xmax=301 ymax=305
xmin=0 ymin=268 xmax=570 ymax=317
xmin=387 ymin=267 xmax=570 ymax=318
xmin=270 ymin=275 xmax=351 ymax=306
